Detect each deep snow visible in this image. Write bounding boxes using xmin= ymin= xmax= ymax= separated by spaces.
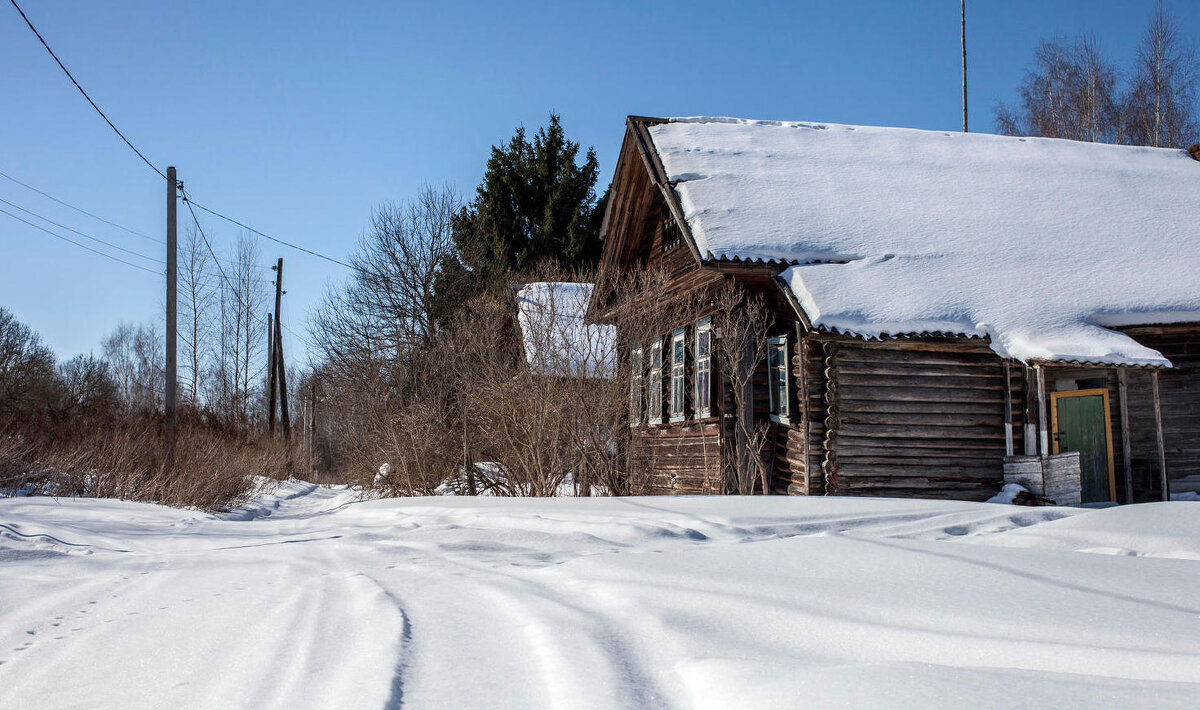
xmin=647 ymin=117 xmax=1200 ymax=366
xmin=3 ymin=483 xmax=1200 ymax=709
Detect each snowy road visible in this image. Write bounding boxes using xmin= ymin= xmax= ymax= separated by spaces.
xmin=3 ymin=482 xmax=1200 ymax=709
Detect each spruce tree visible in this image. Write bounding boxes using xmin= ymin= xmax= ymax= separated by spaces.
xmin=461 ymin=114 xmax=604 ymax=269
xmin=433 ymin=114 xmax=607 ymax=322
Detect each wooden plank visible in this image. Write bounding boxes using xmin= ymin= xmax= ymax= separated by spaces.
xmin=1118 ymin=368 xmax=1134 ymax=504
xmin=838 ymin=386 xmax=1004 ymax=404
xmin=839 ymin=411 xmax=1003 ymax=427
xmin=1003 ymin=360 xmax=1015 ymax=457
xmin=837 ymin=373 xmax=1005 ymax=390
xmin=837 ymin=423 xmax=1005 ymax=439
xmin=838 ymin=399 xmax=1003 ymax=415
xmin=1036 ymin=365 xmax=1049 ymax=456
xmin=834 ymin=348 xmax=999 ymax=366
xmin=798 ymin=328 xmax=814 ymax=495
xmin=1152 ymin=370 xmax=1170 ymax=501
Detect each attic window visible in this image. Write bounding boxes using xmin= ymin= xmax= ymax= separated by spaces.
xmin=662 ymin=216 xmax=682 ymax=252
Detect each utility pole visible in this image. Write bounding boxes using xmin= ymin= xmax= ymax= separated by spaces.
xmin=309 ymin=379 xmax=316 ymax=473
xmin=961 ymin=0 xmax=968 ymax=132
xmin=269 ymin=258 xmax=283 ymax=434
xmin=164 ymin=166 xmax=178 ymax=475
xmin=267 ymin=312 xmax=277 ymax=432
xmin=272 ymin=257 xmax=292 ymax=441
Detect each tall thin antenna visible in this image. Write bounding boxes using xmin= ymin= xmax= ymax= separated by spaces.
xmin=961 ymin=0 xmax=968 ymax=132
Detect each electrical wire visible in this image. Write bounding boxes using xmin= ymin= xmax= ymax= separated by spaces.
xmin=0 ymin=196 xmax=163 ymax=264
xmin=0 ymin=168 xmax=162 ymax=244
xmin=0 ymin=205 xmax=158 ymax=274
xmin=185 ymin=199 xmax=353 ymax=269
xmin=8 ymin=0 xmax=167 ymax=182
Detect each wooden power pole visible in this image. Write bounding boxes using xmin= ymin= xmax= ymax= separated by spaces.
xmin=267 ymin=311 xmax=277 ymax=432
xmin=271 ymin=257 xmax=292 ymax=441
xmin=961 ymin=0 xmax=968 ymax=132
xmin=164 ymin=166 xmax=178 ymax=474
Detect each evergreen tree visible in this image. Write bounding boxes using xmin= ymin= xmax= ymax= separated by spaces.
xmin=460 ymin=115 xmax=604 ymax=265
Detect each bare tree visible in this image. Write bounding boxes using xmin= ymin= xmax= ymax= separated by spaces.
xmin=179 ymin=224 xmax=215 ymax=405
xmin=712 ymin=284 xmax=771 ymax=495
xmin=0 ymin=307 xmax=61 ymax=431
xmin=314 ymin=184 xmax=460 ymax=376
xmin=1124 ymin=2 xmax=1199 ymax=148
xmin=206 ymin=233 xmax=267 ymax=425
xmin=102 ymin=321 xmax=164 ymax=414
xmin=995 ymin=35 xmax=1121 ymax=143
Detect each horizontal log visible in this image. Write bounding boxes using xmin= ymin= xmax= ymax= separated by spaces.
xmin=835 ymin=435 xmax=1006 ymax=452
xmin=839 ymin=412 xmax=1002 ymax=427
xmin=836 ymin=423 xmax=1006 ymax=439
xmin=838 ymin=386 xmax=1005 ymax=404
xmin=837 ymin=464 xmax=1003 ymax=478
xmin=837 ymin=373 xmax=1005 ymax=391
xmin=838 ymin=399 xmax=1004 ymax=416
xmin=834 ymin=346 xmax=1000 ymax=365
xmin=834 ymin=475 xmax=1001 ymax=488
xmin=825 ymin=339 xmax=995 ymax=354
xmin=838 ymin=454 xmax=1002 ymax=468
xmin=837 ymin=362 xmax=1001 ymax=379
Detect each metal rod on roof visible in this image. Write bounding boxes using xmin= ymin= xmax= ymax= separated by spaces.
xmin=961 ymin=0 xmax=968 ymax=132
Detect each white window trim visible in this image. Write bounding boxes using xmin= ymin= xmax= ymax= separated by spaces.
xmin=629 ymin=343 xmax=644 ymax=428
xmin=669 ymin=328 xmax=687 ymax=423
xmin=693 ymin=317 xmax=712 ymax=419
xmin=767 ymin=335 xmax=790 ymax=424
xmin=648 ymin=338 xmax=663 ymax=425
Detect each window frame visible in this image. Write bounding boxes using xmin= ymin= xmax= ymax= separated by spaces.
xmin=693 ymin=317 xmax=713 ymax=419
xmin=647 ymin=338 xmax=663 ymax=425
xmin=629 ymin=343 xmax=644 ymax=428
xmin=669 ymin=328 xmax=687 ymax=422
xmin=767 ymin=335 xmax=790 ymax=423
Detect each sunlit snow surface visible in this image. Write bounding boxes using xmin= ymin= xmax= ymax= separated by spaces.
xmin=3 ymin=482 xmax=1200 ymax=709
xmin=649 ymin=118 xmax=1200 ymax=366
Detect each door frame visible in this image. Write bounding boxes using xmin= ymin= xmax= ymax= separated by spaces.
xmin=1050 ymin=388 xmax=1117 ymax=502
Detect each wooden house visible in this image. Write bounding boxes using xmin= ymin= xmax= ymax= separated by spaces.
xmin=588 ymin=116 xmax=1200 ymax=503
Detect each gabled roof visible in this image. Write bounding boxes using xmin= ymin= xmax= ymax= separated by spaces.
xmin=642 ymin=116 xmax=1200 ymax=367
xmin=514 ymin=282 xmax=616 ymax=378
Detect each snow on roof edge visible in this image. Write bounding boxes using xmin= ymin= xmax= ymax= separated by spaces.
xmin=649 ymin=117 xmax=1200 ymax=369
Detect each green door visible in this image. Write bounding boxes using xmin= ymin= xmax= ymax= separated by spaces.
xmin=1053 ymin=391 xmax=1113 ymax=503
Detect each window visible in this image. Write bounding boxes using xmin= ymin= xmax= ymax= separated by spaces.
xmin=694 ymin=318 xmax=712 ymax=418
xmin=629 ymin=344 xmax=644 ymax=427
xmin=647 ymin=339 xmax=663 ymax=425
xmin=768 ymin=336 xmax=790 ymax=422
xmin=662 ymin=216 xmax=681 ymax=252
xmin=669 ymin=328 xmax=686 ymax=422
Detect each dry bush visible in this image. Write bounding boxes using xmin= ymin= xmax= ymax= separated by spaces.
xmin=3 ymin=413 xmax=299 ymax=511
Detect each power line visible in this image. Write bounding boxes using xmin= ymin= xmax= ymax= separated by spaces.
xmin=0 ymin=195 xmax=163 ymax=264
xmin=0 ymin=205 xmax=158 ymax=275
xmin=182 ymin=190 xmax=258 ymax=319
xmin=0 ymin=168 xmax=162 ymax=244
xmin=185 ymin=198 xmax=353 ymax=269
xmin=9 ymin=0 xmax=167 ymax=182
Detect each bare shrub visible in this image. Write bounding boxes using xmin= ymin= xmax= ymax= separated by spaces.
xmin=712 ymin=285 xmax=771 ymax=495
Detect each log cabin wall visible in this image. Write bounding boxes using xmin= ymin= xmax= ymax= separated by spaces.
xmin=1120 ymin=325 xmax=1200 ymax=499
xmin=818 ymin=338 xmax=1020 ymax=500
xmin=778 ymin=333 xmax=829 ymax=496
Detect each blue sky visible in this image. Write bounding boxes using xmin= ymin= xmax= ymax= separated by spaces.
xmin=2 ymin=0 xmax=1196 ymax=363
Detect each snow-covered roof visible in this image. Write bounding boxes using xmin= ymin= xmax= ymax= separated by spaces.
xmin=514 ymin=282 xmax=616 ymax=377
xmin=647 ymin=117 xmax=1200 ymax=366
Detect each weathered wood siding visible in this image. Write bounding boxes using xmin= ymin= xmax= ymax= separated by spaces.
xmin=1121 ymin=325 xmax=1200 ymax=499
xmin=632 ymin=422 xmax=723 ymax=494
xmin=818 ymin=339 xmax=1015 ymax=500
xmin=779 ymin=334 xmax=828 ymax=496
